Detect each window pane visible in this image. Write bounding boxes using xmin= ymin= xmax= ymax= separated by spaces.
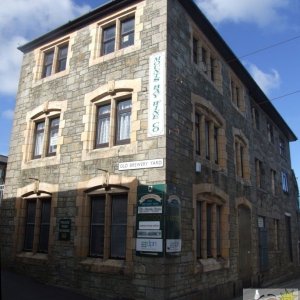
xmin=110 ymin=194 xmax=127 ymax=259
xmin=240 ymin=145 xmax=244 ymax=178
xmin=42 ymin=50 xmax=54 ymax=78
xmin=103 ymin=25 xmax=116 ymax=41
xmin=254 ymin=108 xmax=260 ymax=129
xmin=235 ymin=87 xmax=240 ymax=107
xmin=90 ymin=225 xmax=105 ymax=257
xmin=231 ymin=80 xmax=235 ymax=102
xmin=38 ymin=199 xmax=51 ymax=253
xmin=274 ymin=219 xmax=279 ymax=250
xmin=202 ymin=47 xmax=207 ymax=73
xmin=206 ymin=204 xmax=212 ymax=258
xmin=33 ymin=121 xmax=45 ymax=158
xmin=285 ymin=216 xmax=293 ymax=261
xmin=97 ymin=118 xmax=110 ymax=145
xmin=271 ymin=170 xmax=276 ymax=195
xmin=96 ymin=104 xmax=110 ymax=147
xmin=48 ymin=118 xmax=59 ymax=155
xmin=195 ymin=114 xmax=200 ymax=154
xmin=279 ymin=138 xmax=285 ymax=157
xmin=103 ymin=41 xmax=115 ymax=55
xmin=57 ymin=44 xmax=68 ymax=72
xmin=102 ymin=25 xmax=116 ymax=55
xmin=205 ymin=120 xmax=210 ymax=159
xmin=214 ymin=127 xmax=218 ymax=164
xmin=282 ymin=172 xmax=289 ymax=193
xmin=210 ymin=57 xmax=215 ymax=81
xmin=216 ymin=205 xmax=221 ymax=257
xmin=99 ymin=105 xmax=111 ymax=115
xmin=90 ymin=197 xmax=105 ymax=257
xmin=120 ymin=17 xmax=135 ymax=49
xmin=121 ymin=18 xmax=134 ymax=35
xmin=267 ymin=123 xmax=274 ymax=143
xmin=116 ymin=99 xmax=131 ymax=144
xmin=196 ymin=201 xmax=202 ymax=258
xmin=24 ymin=200 xmax=36 ymax=251
xmin=193 ymin=38 xmax=198 ymax=64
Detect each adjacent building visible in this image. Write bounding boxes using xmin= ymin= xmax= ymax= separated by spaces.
xmin=0 ymin=155 xmax=8 ymax=204
xmin=0 ymin=0 xmax=299 ymax=299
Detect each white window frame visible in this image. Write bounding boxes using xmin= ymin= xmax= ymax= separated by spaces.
xmin=41 ymin=42 xmax=69 ymax=78
xmin=81 ymin=79 xmax=141 ymax=162
xmin=21 ymin=101 xmax=67 ymax=169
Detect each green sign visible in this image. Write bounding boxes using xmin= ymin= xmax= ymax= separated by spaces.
xmin=136 ymin=184 xmax=166 ymax=256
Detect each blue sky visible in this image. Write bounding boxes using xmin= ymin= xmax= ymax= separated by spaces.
xmin=0 ymin=0 xmax=299 ymax=186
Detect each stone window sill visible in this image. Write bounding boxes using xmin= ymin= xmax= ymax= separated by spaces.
xmin=80 ymin=258 xmax=133 ymax=275
xmin=195 ymin=257 xmax=229 ymax=273
xmin=82 ymin=143 xmax=137 ymax=161
xmin=232 ymin=103 xmax=245 ymax=116
xmin=89 ymin=43 xmax=141 ymax=67
xmin=235 ymin=176 xmax=251 ymax=186
xmin=192 ymin=64 xmax=223 ymax=95
xmin=16 ymin=252 xmax=48 ymax=264
xmin=33 ymin=69 xmax=69 ymax=87
xmin=22 ymin=155 xmax=60 ymax=170
xmin=196 ymin=157 xmax=227 ymax=175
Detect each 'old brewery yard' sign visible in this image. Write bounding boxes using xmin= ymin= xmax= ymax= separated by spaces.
xmin=148 ymin=51 xmax=166 ymax=137
xmin=118 ymin=159 xmax=163 ymax=171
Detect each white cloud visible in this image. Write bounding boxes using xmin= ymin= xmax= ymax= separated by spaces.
xmin=0 ymin=36 xmax=28 ymax=95
xmin=247 ymin=63 xmax=281 ymax=95
xmin=195 ymin=0 xmax=289 ymax=27
xmin=0 ymin=0 xmax=91 ymax=96
xmin=2 ymin=110 xmax=15 ymax=120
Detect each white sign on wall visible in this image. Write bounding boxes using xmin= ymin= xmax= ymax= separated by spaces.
xmin=118 ymin=159 xmax=164 ymax=171
xmin=166 ymin=239 xmax=182 ymax=253
xmin=139 ymin=221 xmax=160 ymax=230
xmin=137 ymin=230 xmax=162 ymax=238
xmin=136 ymin=238 xmax=163 ymax=252
xmin=148 ymin=51 xmax=166 ymax=137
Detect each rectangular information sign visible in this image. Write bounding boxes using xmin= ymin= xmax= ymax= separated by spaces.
xmin=136 ymin=184 xmax=166 ymax=256
xmin=136 ymin=238 xmax=163 ymax=252
xmin=137 ymin=230 xmax=162 ymax=238
xmin=59 ymin=218 xmax=71 ymax=241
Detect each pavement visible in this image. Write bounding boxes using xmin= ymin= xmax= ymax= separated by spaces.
xmin=1 ymin=270 xmax=94 ymax=300
xmin=2 ymin=268 xmax=300 ymax=300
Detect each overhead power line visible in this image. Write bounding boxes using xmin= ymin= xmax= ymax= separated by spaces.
xmin=224 ymin=35 xmax=300 ymax=105
xmin=258 ymin=90 xmax=300 ymax=105
xmin=270 ymin=90 xmax=300 ymax=101
xmin=227 ymin=34 xmax=300 ymax=63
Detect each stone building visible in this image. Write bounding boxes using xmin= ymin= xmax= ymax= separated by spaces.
xmin=0 ymin=155 xmax=7 ymax=184
xmin=1 ymin=0 xmax=299 ymax=299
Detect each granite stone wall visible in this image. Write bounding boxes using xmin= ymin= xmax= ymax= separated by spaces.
xmin=0 ymin=0 xmax=299 ymax=300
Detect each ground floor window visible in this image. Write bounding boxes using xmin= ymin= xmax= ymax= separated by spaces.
xmin=90 ymin=193 xmax=127 ymax=259
xmin=196 ymin=200 xmax=224 ymax=259
xmin=24 ymin=198 xmax=51 ymax=253
xmin=285 ymin=215 xmax=293 ymax=262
